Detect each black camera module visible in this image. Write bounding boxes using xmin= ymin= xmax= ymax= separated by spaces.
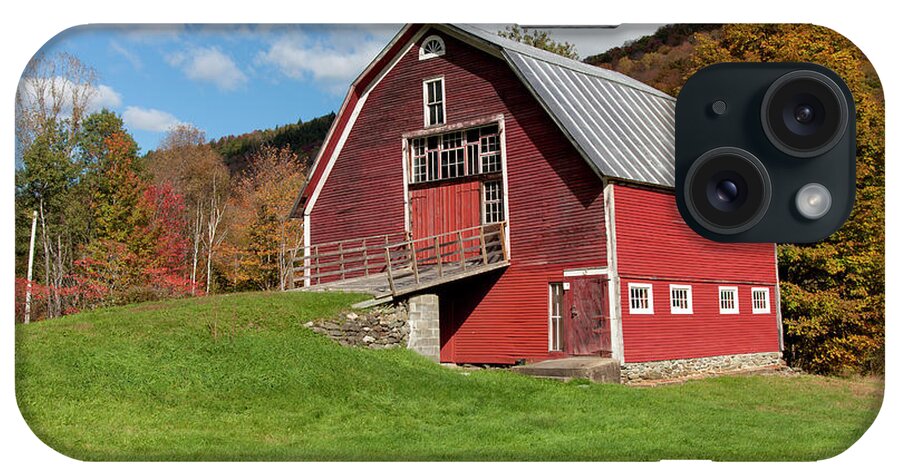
xmin=676 ymin=63 xmax=856 ymax=242
xmin=761 ymin=70 xmax=849 ymax=158
xmin=683 ymin=147 xmax=772 ymax=235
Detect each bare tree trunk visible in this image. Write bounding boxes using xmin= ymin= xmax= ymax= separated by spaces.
xmin=191 ymin=203 xmax=202 ymax=295
xmin=38 ymin=201 xmax=54 ymax=319
xmin=279 ymin=223 xmax=286 ymax=291
xmin=54 ymin=234 xmax=64 ymax=314
xmin=205 ymin=179 xmax=226 ymax=294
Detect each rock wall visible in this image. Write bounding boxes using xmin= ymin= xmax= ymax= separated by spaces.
xmin=621 ymin=352 xmax=784 ymax=383
xmin=304 ymin=303 xmax=409 ymax=349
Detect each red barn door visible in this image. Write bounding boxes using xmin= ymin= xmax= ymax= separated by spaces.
xmin=565 ymin=277 xmax=611 ymax=356
xmin=409 ymin=178 xmax=482 ymax=256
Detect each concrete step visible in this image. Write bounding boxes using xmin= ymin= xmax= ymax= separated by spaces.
xmin=512 ymin=357 xmax=621 ymax=384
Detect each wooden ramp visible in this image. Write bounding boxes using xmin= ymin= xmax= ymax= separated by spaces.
xmin=291 ymin=222 xmax=509 ymax=305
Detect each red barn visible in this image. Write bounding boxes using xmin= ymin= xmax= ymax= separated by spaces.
xmin=290 ymin=24 xmax=783 ymax=380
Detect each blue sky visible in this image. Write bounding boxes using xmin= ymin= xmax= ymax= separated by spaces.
xmin=36 ymin=24 xmax=661 ymax=153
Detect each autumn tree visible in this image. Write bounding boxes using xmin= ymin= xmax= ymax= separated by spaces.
xmin=498 ymin=25 xmax=579 ymax=60
xmin=148 ymin=124 xmax=230 ymax=294
xmin=220 ymin=145 xmax=306 ymax=291
xmin=689 ymin=25 xmax=885 ymax=374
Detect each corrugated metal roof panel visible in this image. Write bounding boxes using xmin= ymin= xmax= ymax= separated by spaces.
xmin=451 ymin=24 xmax=676 ymax=188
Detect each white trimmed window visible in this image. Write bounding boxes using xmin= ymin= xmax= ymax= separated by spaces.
xmin=752 ymin=287 xmax=771 ymax=314
xmin=628 ymin=283 xmax=653 ymax=314
xmin=419 ymin=35 xmax=446 ymax=60
xmin=409 ymin=125 xmax=501 ymax=184
xmin=423 ymin=78 xmax=445 ymax=127
xmin=548 ymin=283 xmax=564 ymax=352
xmin=483 ymin=181 xmax=504 ymax=224
xmin=669 ymin=284 xmax=693 ymax=314
xmin=719 ymin=286 xmax=739 ymax=314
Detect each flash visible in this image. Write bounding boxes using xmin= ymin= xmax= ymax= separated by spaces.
xmin=795 ymin=183 xmax=832 ymax=220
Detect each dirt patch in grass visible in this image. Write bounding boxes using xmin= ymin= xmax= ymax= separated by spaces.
xmin=132 ymin=302 xmax=171 ymax=313
xmin=70 ymin=322 xmax=94 ymax=332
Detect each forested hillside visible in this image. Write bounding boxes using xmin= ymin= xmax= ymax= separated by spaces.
xmin=584 ymin=24 xmax=719 ymax=96
xmin=208 ymin=113 xmax=335 ymax=175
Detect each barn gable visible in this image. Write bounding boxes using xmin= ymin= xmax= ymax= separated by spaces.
xmin=291 ymin=23 xmax=676 ymax=219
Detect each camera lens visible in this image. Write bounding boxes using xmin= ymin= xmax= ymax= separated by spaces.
xmin=683 ymin=147 xmax=772 ymax=235
xmin=708 ymin=175 xmax=746 ymax=212
xmin=761 ymin=70 xmax=849 ymax=158
xmin=794 ymin=104 xmax=815 ymax=124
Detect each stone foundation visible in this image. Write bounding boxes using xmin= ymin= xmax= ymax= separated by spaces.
xmin=407 ymin=294 xmax=440 ymax=361
xmin=621 ymin=352 xmax=783 ymax=383
xmin=305 ymin=303 xmax=409 ymax=349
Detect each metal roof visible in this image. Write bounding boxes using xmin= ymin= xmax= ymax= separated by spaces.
xmin=451 ymin=24 xmax=676 ymax=188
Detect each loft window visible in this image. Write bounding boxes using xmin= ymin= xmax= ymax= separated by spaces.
xmin=751 ymin=287 xmax=771 ymax=314
xmin=669 ymin=284 xmax=693 ymax=314
xmin=480 ymin=132 xmax=501 ymax=173
xmin=483 ymin=181 xmax=504 ymax=224
xmin=628 ymin=283 xmax=653 ymax=315
xmin=408 ymin=124 xmax=502 ymax=184
xmin=440 ymin=132 xmax=464 ymax=179
xmin=549 ymin=283 xmax=564 ymax=352
xmin=423 ymin=78 xmax=445 ymax=127
xmin=719 ymin=286 xmax=739 ymax=314
xmin=419 ymin=35 xmax=446 ymax=60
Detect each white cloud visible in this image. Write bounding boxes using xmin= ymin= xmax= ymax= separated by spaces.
xmin=257 ymin=26 xmax=398 ymax=92
xmin=166 ymin=46 xmax=247 ymax=91
xmin=17 ymin=76 xmax=122 ymax=113
xmin=92 ymin=84 xmax=123 ymax=110
xmin=122 ymin=106 xmax=183 ymax=133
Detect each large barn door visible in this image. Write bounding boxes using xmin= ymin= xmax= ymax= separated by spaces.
xmin=565 ymin=277 xmax=611 ymax=356
xmin=409 ymin=178 xmax=482 ymax=259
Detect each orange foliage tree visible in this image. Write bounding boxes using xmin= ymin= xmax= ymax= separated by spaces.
xmin=218 ymin=145 xmax=306 ymax=291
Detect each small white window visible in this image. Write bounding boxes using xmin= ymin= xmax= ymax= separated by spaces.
xmin=548 ymin=283 xmax=564 ymax=352
xmin=423 ymin=78 xmax=445 ymax=127
xmin=719 ymin=286 xmax=739 ymax=314
xmin=752 ymin=287 xmax=771 ymax=314
xmin=628 ymin=283 xmax=653 ymax=314
xmin=419 ymin=35 xmax=446 ymax=60
xmin=669 ymin=284 xmax=693 ymax=314
xmin=482 ymin=181 xmax=504 ymax=224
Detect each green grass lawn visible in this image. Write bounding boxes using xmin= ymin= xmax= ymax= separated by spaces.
xmin=15 ymin=291 xmax=883 ymax=461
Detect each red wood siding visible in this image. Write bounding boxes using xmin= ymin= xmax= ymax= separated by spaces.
xmin=612 ymin=184 xmax=780 ymax=362
xmin=309 ymin=28 xmax=607 ymax=364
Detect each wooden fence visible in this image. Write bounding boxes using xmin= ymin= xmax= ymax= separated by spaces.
xmin=292 ymin=222 xmax=508 ymax=294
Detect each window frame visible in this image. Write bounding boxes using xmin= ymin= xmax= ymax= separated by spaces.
xmin=482 ymin=180 xmax=505 ymax=224
xmin=669 ymin=284 xmax=693 ymax=315
xmin=718 ymin=286 xmax=739 ymax=314
xmin=418 ymin=35 xmax=446 ymax=60
xmin=407 ymin=124 xmax=502 ymax=185
xmin=751 ymin=287 xmax=771 ymax=314
xmin=422 ymin=77 xmax=446 ymax=127
xmin=628 ymin=282 xmax=654 ymax=315
xmin=548 ymin=283 xmax=564 ymax=352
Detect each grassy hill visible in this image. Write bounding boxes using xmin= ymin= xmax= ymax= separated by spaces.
xmin=16 ymin=292 xmax=882 ymax=461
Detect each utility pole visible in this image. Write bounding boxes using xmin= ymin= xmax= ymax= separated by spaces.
xmin=24 ymin=210 xmax=38 ymax=324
